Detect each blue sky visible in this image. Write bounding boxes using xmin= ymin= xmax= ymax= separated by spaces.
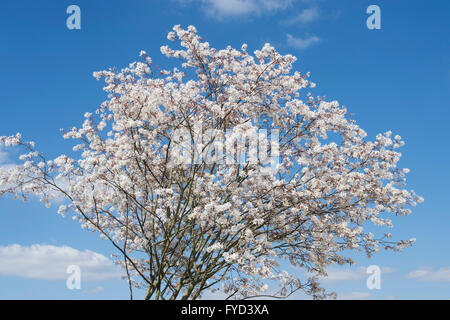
xmin=0 ymin=0 xmax=449 ymax=299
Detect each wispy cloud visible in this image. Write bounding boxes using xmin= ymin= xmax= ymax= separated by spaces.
xmin=286 ymin=33 xmax=320 ymax=49
xmin=336 ymin=291 xmax=372 ymax=300
xmin=284 ymin=6 xmax=320 ymax=25
xmin=0 ymin=143 xmax=11 ymax=165
xmin=321 ymin=268 xmax=366 ymax=282
xmin=0 ymin=244 xmax=122 ymax=281
xmin=319 ymin=266 xmax=395 ymax=282
xmin=176 ymin=0 xmax=293 ymax=19
xmin=0 ymin=144 xmax=16 ymax=174
xmin=0 ymin=150 xmax=8 ymax=164
xmin=407 ymin=267 xmax=450 ymax=282
xmin=84 ymin=286 xmax=105 ymax=294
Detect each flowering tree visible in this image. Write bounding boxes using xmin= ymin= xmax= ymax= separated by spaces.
xmin=0 ymin=25 xmax=422 ymax=300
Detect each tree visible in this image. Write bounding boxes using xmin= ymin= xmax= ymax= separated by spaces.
xmin=0 ymin=25 xmax=422 ymax=300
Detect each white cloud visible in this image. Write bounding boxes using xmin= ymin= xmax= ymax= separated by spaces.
xmin=336 ymin=291 xmax=371 ymax=300
xmin=177 ymin=0 xmax=293 ymax=18
xmin=204 ymin=0 xmax=256 ymax=16
xmin=0 ymin=244 xmax=123 ymax=281
xmin=0 ymin=150 xmax=8 ymax=164
xmin=286 ymin=33 xmax=320 ymax=49
xmin=0 ymin=143 xmax=11 ymax=165
xmin=321 ymin=268 xmax=366 ymax=282
xmin=200 ymin=290 xmax=229 ymax=300
xmin=285 ymin=7 xmax=320 ymax=25
xmin=319 ymin=266 xmax=395 ymax=282
xmin=407 ymin=267 xmax=450 ymax=282
xmin=0 ymin=144 xmax=16 ymax=177
xmin=84 ymin=286 xmax=105 ymax=294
